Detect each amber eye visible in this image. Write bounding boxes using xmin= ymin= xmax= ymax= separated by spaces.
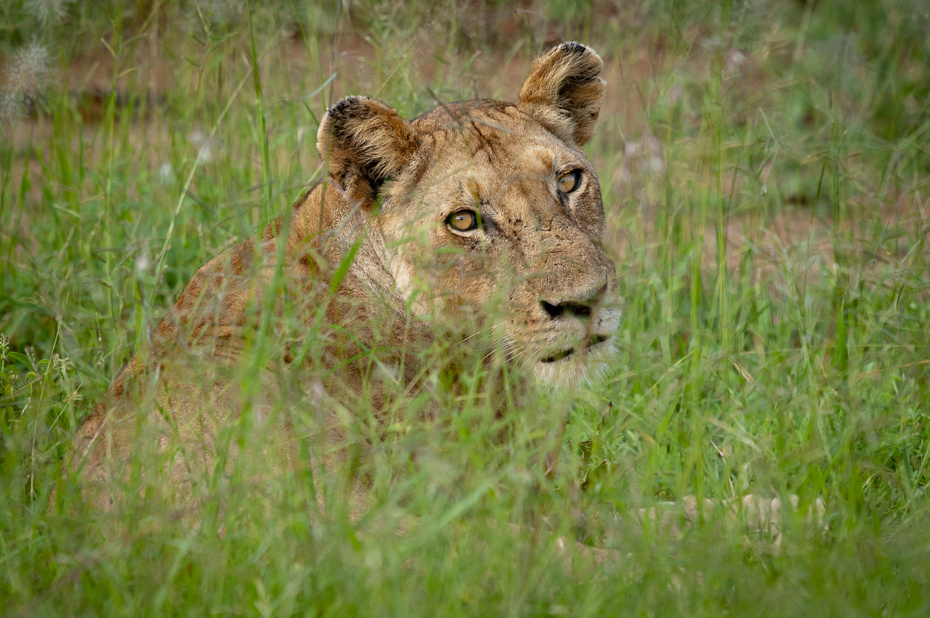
xmin=447 ymin=210 xmax=478 ymax=232
xmin=558 ymin=170 xmax=581 ymax=193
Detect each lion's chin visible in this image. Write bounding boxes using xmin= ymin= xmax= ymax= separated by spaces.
xmin=531 ymin=337 xmax=616 ymax=390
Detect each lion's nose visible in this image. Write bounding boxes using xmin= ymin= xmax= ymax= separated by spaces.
xmin=540 ymin=283 xmax=607 ymax=320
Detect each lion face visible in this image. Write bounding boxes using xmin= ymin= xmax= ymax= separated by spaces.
xmin=379 ymin=107 xmax=620 ymax=386
xmin=317 ymin=43 xmax=620 ymax=387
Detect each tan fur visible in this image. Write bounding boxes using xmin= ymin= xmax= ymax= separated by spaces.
xmin=518 ymin=42 xmax=607 ymax=147
xmin=69 ymin=43 xmax=622 ymax=509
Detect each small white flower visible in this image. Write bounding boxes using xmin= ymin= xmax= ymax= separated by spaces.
xmin=26 ymin=0 xmax=72 ymax=28
xmin=195 ymin=145 xmax=213 ymax=165
xmin=135 ymin=252 xmax=151 ymax=275
xmin=157 ymin=162 xmax=175 ymax=185
xmin=724 ymin=50 xmax=748 ymax=76
xmin=188 ymin=129 xmax=223 ymax=164
xmin=0 ymin=91 xmax=23 ymax=126
xmin=9 ymin=40 xmax=52 ymax=96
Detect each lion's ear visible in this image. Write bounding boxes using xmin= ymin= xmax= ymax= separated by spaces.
xmin=317 ymin=96 xmax=418 ymax=199
xmin=518 ymin=42 xmax=606 ymax=148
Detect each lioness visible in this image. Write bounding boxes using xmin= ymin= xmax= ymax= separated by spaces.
xmin=68 ymin=43 xmax=806 ymax=542
xmin=71 ymin=42 xmax=619 ymax=504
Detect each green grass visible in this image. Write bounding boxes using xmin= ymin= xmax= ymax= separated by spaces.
xmin=2 ymin=0 xmax=930 ymax=614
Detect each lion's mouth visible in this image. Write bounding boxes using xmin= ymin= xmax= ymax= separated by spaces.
xmin=540 ymin=334 xmax=610 ymax=364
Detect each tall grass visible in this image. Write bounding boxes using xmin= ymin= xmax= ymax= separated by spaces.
xmin=2 ymin=0 xmax=930 ymax=614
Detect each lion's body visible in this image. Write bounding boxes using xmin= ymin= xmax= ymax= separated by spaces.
xmin=70 ymin=43 xmax=622 ymax=508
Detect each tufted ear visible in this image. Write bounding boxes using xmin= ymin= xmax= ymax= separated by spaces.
xmin=317 ymin=96 xmax=418 ymax=200
xmin=518 ymin=42 xmax=606 ymax=148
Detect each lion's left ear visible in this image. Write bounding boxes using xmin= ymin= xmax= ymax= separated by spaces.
xmin=518 ymin=42 xmax=606 ymax=148
xmin=317 ymin=96 xmax=418 ymax=200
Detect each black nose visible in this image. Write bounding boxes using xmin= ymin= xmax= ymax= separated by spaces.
xmin=540 ymin=283 xmax=606 ymax=320
xmin=540 ymin=299 xmax=591 ymax=319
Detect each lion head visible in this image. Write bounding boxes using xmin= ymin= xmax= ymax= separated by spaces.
xmin=313 ymin=42 xmax=621 ymax=388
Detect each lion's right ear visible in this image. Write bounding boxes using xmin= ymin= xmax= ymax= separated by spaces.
xmin=518 ymin=42 xmax=606 ymax=148
xmin=316 ymin=96 xmax=418 ymax=199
